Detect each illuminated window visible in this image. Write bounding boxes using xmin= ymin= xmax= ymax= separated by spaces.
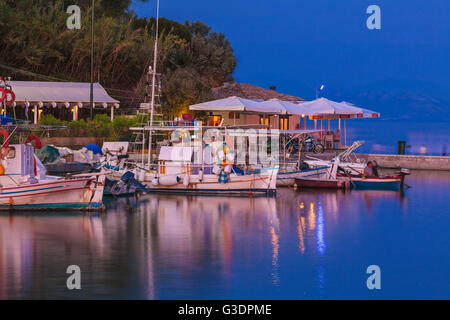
xmin=259 ymin=116 xmax=269 ymax=126
xmin=209 ymin=115 xmax=222 ymax=126
xmin=279 ymin=116 xmax=289 ymax=130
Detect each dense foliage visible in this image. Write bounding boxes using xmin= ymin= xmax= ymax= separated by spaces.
xmin=40 ymin=114 xmax=142 ymax=140
xmin=0 ymin=0 xmax=236 ymax=115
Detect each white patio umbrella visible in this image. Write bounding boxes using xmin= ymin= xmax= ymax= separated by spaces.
xmin=258 ymin=99 xmax=312 ymax=129
xmin=293 ymin=97 xmax=365 ymax=115
xmin=189 ymin=96 xmax=283 ymax=114
xmin=279 ymin=98 xmax=380 ymax=145
xmin=258 ymin=99 xmax=305 ymax=115
xmin=340 ymin=101 xmax=380 ymax=118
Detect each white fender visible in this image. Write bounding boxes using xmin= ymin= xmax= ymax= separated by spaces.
xmin=158 ymin=175 xmax=180 ymax=186
xmin=152 ymin=177 xmax=159 ymax=186
xmin=183 ymin=174 xmax=190 ymax=187
xmin=138 ymin=169 xmax=145 ymax=182
xmin=198 ymin=169 xmax=204 ymax=182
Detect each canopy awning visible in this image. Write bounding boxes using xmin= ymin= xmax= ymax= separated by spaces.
xmin=296 ymin=98 xmax=379 ymax=118
xmin=189 ymin=96 xmax=283 ymax=114
xmin=190 ymin=97 xmax=379 ymax=119
xmin=8 ymin=81 xmax=119 ymax=108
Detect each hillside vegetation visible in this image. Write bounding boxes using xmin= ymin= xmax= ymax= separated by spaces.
xmin=0 ymin=0 xmax=236 ymax=115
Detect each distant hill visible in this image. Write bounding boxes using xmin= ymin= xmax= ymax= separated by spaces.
xmin=329 ymin=79 xmax=450 ymax=121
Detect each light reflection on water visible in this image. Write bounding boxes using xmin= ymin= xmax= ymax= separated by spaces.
xmin=0 ymin=170 xmax=449 ymax=299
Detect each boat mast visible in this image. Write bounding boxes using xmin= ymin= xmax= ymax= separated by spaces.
xmin=148 ymin=0 xmax=160 ymax=167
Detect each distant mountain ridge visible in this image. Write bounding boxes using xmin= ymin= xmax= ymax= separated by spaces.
xmin=328 ymin=79 xmax=450 ymax=121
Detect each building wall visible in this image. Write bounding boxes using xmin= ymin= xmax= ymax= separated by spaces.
xmin=206 ymin=112 xmax=305 ymax=130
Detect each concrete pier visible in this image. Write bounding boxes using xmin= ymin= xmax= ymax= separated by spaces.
xmin=356 ymin=154 xmax=450 ymax=171
xmin=304 ymin=152 xmax=450 ymax=171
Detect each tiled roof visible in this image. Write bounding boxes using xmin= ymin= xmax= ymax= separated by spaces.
xmin=211 ymin=83 xmax=303 ymax=101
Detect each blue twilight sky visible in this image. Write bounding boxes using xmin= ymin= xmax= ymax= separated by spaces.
xmin=130 ymin=0 xmax=450 ymax=99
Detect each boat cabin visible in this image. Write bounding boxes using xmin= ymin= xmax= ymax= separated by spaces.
xmin=158 ymin=146 xmax=194 ymax=175
xmin=1 ymin=144 xmax=35 ymax=177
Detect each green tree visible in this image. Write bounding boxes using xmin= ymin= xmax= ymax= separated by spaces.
xmin=0 ymin=0 xmax=236 ymax=116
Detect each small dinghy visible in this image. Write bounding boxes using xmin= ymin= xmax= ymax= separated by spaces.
xmin=295 ymin=177 xmax=347 ymax=189
xmin=338 ymin=169 xmax=411 ymax=191
xmin=295 ymin=155 xmax=348 ymax=189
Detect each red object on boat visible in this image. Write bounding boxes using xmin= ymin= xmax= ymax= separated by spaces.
xmin=5 ymin=89 xmax=15 ymax=103
xmin=0 ymin=129 xmax=9 ymax=148
xmin=25 ymin=135 xmax=42 ymax=149
xmin=295 ymin=177 xmax=347 ymax=189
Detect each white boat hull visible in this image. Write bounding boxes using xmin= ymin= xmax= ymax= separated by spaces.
xmin=277 ymin=166 xmax=329 ymax=187
xmin=107 ymin=169 xmax=278 ymax=196
xmin=0 ymin=175 xmax=106 ymax=211
xmin=306 ymin=160 xmax=365 ymax=175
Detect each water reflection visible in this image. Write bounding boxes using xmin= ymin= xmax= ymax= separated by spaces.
xmin=0 ymin=170 xmax=449 ymax=299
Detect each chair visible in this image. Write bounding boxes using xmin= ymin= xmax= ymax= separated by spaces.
xmin=324 ymin=134 xmax=335 ymax=150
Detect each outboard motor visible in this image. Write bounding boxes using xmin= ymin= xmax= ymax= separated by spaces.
xmin=399 ymin=168 xmax=411 ymax=189
xmin=121 ymin=171 xmax=150 ymax=194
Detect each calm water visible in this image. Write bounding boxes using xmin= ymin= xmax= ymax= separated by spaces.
xmin=1 ymin=170 xmax=449 ymax=300
xmin=345 ymin=120 xmax=449 ymax=155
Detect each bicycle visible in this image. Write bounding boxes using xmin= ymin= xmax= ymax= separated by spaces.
xmin=301 ymin=135 xmax=325 ymax=154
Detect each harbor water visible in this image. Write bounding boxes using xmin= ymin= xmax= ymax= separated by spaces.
xmin=1 ymin=170 xmax=449 ymax=299
xmin=346 ymin=119 xmax=450 ymax=155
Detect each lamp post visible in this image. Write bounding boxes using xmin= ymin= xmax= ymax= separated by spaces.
xmin=315 ymin=84 xmax=325 ymax=99
xmin=90 ymin=0 xmax=95 ymax=120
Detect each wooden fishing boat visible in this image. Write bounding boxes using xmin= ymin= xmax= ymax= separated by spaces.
xmin=337 ymin=169 xmax=411 ymax=191
xmin=295 ymin=176 xmax=347 ymax=189
xmin=305 ymin=141 xmax=367 ymax=175
xmin=276 ymin=166 xmax=329 ymax=187
xmin=294 ymin=155 xmax=351 ymax=189
xmin=107 ymin=145 xmax=278 ymax=196
xmin=351 ymin=176 xmax=402 ymax=190
xmin=0 ymin=127 xmax=107 ymax=210
xmin=338 ymin=175 xmax=402 ymax=190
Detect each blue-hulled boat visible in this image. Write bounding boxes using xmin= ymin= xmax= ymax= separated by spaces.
xmin=339 ymin=168 xmax=411 ymax=191
xmin=348 ymin=176 xmax=402 ymax=190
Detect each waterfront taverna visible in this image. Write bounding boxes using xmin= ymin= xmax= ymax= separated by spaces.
xmin=189 ymin=83 xmax=380 ymax=149
xmin=5 ymin=81 xmax=119 ymax=123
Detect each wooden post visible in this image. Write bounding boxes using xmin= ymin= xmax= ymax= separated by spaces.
xmin=73 ymin=105 xmax=78 ymax=121
xmin=34 ymin=105 xmax=38 ymax=124
xmin=344 ymin=119 xmax=347 ymax=146
xmin=111 ymin=105 xmax=114 ymax=121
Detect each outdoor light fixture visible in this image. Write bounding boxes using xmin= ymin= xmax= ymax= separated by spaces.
xmin=316 ymin=84 xmax=325 ymax=99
